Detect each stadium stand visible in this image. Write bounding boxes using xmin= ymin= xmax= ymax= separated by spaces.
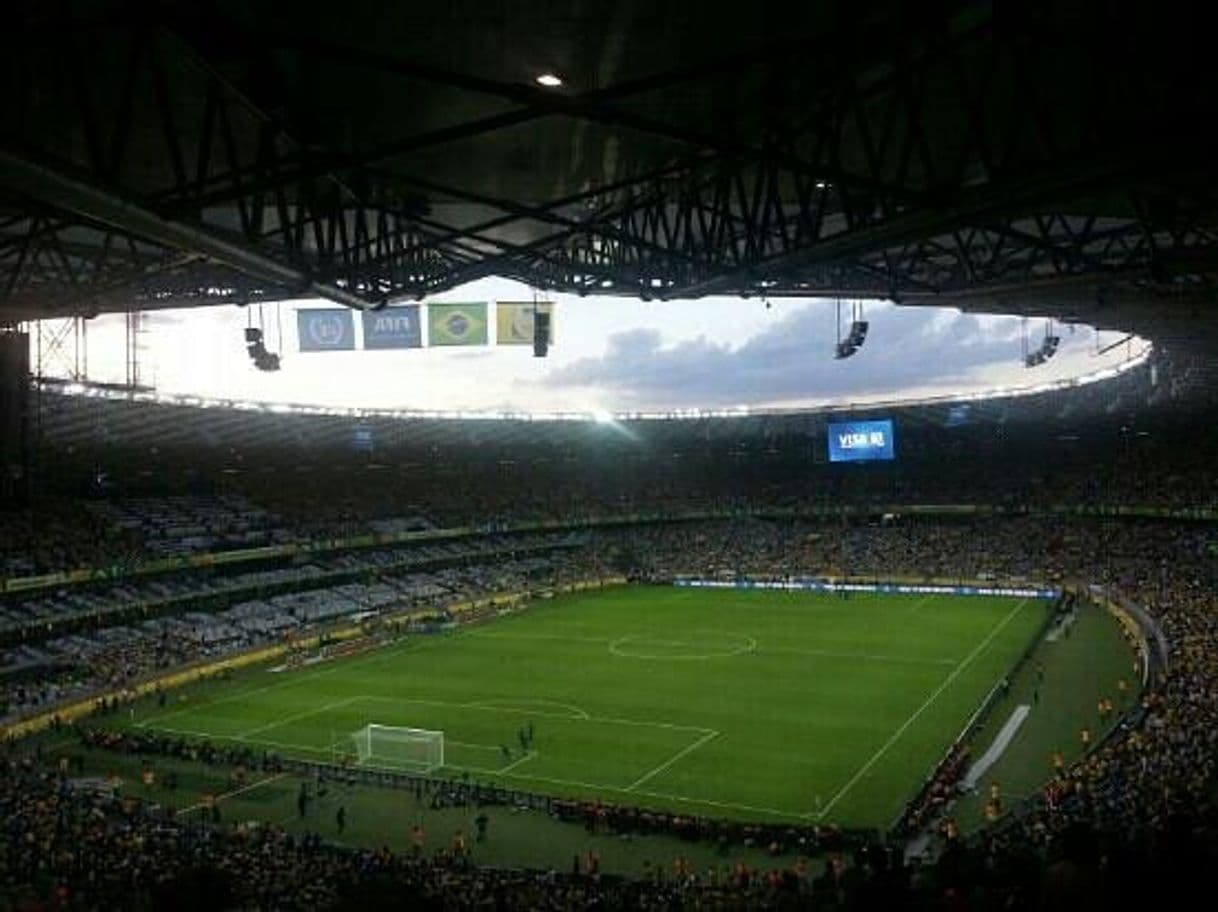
xmin=5 ymin=371 xmax=1218 ymax=909
xmin=84 ymin=495 xmax=293 ymax=556
xmin=1 ymin=543 xmax=592 ymax=721
xmin=4 ymin=339 xmax=1218 ymax=909
xmin=2 ymin=509 xmax=1216 ymax=907
xmin=2 ymin=484 xmax=1218 ymax=896
xmin=7 ymin=2 xmax=1218 ymax=905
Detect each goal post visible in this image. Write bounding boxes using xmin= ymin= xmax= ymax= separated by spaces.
xmin=350 ymin=724 xmax=444 ymax=773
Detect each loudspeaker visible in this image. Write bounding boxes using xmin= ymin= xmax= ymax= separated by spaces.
xmin=533 ymin=310 xmax=551 ymax=358
xmin=0 ymin=332 xmax=30 ymax=504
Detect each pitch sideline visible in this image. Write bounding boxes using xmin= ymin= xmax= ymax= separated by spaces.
xmin=811 ymin=598 xmax=1031 ymax=820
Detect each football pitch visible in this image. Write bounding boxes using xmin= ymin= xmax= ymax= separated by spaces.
xmin=126 ymin=586 xmax=1045 ymax=829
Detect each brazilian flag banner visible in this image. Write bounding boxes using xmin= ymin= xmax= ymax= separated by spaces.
xmin=427 ymin=302 xmax=488 ymax=347
xmin=496 ymin=301 xmax=554 ymax=345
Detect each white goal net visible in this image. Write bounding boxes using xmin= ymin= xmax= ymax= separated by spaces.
xmin=350 ymin=724 xmax=444 ymax=773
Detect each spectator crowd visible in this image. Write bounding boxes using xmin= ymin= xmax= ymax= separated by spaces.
xmin=2 ymin=480 xmax=1218 ymax=905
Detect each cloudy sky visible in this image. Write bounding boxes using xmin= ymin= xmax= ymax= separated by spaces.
xmin=39 ymin=277 xmax=1149 ymax=415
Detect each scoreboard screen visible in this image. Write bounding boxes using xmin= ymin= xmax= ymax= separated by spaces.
xmin=827 ymin=419 xmax=896 ymax=462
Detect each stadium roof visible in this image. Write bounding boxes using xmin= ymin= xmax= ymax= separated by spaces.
xmin=2 ymin=0 xmax=1217 ymax=350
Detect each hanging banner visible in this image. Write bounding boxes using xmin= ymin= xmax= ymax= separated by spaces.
xmin=297 ymin=309 xmax=355 ymax=352
xmin=496 ymin=301 xmax=555 ymax=345
xmin=362 ymin=306 xmax=422 ymax=350
xmin=428 ymin=302 xmax=488 ymax=346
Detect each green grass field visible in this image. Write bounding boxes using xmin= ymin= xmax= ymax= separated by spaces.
xmin=123 ymin=586 xmax=1047 ymax=829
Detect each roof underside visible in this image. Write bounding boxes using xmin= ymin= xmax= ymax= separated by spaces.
xmin=1 ymin=0 xmax=1217 ymax=345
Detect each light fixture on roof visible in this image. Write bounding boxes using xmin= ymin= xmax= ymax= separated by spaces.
xmin=834 ymin=299 xmax=869 ymax=360
xmin=243 ymin=309 xmax=281 ymax=372
xmin=1023 ymin=318 xmax=1060 ymax=368
xmin=535 ymin=73 xmax=563 ymax=87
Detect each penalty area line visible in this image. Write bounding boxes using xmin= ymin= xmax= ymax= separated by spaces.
xmin=810 ymin=598 xmax=1029 ymax=821
xmin=626 ymin=730 xmax=720 ymax=792
xmin=496 ymin=750 xmax=538 ymax=775
xmin=238 ymin=696 xmax=362 ymax=739
xmin=134 ymin=637 xmax=422 ymax=729
xmin=176 ymin=772 xmax=288 ymax=817
xmin=141 ymin=723 xmax=342 ymax=758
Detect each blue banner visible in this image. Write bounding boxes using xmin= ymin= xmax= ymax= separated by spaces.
xmin=827 ymin=419 xmax=895 ymax=462
xmin=297 ymin=309 xmax=355 ymax=352
xmin=362 ymin=306 xmax=422 ymax=350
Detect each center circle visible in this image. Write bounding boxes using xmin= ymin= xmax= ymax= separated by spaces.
xmin=608 ymin=633 xmax=757 ymax=660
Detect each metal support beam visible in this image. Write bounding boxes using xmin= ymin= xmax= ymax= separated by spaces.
xmin=0 ymin=148 xmax=372 ymax=309
xmin=3 ymin=3 xmax=1218 ymax=316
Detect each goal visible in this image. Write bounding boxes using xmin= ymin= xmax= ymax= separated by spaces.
xmin=350 ymin=724 xmax=444 ymax=773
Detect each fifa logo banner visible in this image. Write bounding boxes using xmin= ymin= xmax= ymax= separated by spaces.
xmin=362 ymin=306 xmax=422 ymax=349
xmin=297 ymin=309 xmax=355 ymax=352
xmin=428 ymin=302 xmax=488 ymax=346
xmin=496 ymin=301 xmax=554 ymax=345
